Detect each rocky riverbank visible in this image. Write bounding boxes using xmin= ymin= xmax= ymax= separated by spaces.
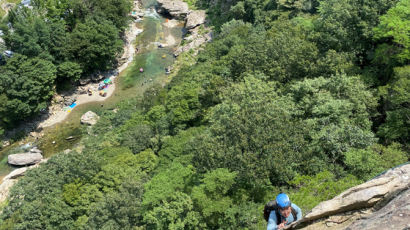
xmin=2 ymin=0 xmax=145 ymax=144
xmin=155 ymin=0 xmax=212 ymax=57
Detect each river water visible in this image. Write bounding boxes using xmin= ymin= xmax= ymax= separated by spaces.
xmin=0 ymin=1 xmax=184 ymax=179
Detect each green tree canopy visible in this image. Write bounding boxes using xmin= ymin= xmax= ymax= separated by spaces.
xmin=0 ymin=54 xmax=56 ymax=125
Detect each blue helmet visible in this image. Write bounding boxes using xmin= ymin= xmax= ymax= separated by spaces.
xmin=276 ymin=193 xmax=291 ymax=208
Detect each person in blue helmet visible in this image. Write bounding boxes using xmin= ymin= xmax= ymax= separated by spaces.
xmin=267 ymin=193 xmax=302 ymax=230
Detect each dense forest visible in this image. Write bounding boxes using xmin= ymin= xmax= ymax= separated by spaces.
xmin=0 ymin=0 xmax=409 ymax=229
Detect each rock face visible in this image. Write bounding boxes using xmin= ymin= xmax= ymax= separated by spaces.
xmin=289 ymin=163 xmax=410 ymax=230
xmin=185 ymin=10 xmax=206 ymax=29
xmin=8 ymin=153 xmax=43 ymax=166
xmin=346 ymin=189 xmax=410 ymax=230
xmin=0 ymin=179 xmax=17 ymax=203
xmin=3 ymin=167 xmax=28 ymax=180
xmin=81 ymin=111 xmax=100 ymax=125
xmin=174 ymin=27 xmax=212 ymax=57
xmin=156 ymin=0 xmax=189 ymax=19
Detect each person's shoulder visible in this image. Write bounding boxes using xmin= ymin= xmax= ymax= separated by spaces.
xmin=291 ymin=203 xmax=301 ymax=211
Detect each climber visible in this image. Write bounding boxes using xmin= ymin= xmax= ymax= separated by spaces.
xmin=265 ymin=193 xmax=302 ymax=230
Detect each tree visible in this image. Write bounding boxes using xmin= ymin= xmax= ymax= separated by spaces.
xmin=344 ymin=143 xmax=408 ymax=180
xmin=142 ymin=162 xmax=195 ymax=209
xmin=285 ymin=74 xmax=378 ymax=168
xmin=143 ymin=192 xmax=202 ymax=230
xmin=87 ymin=177 xmax=146 ymax=229
xmin=373 ymin=0 xmax=410 ymax=65
xmin=0 ymin=54 xmax=56 ymax=125
xmin=314 ymin=0 xmax=398 ymax=56
xmin=5 ymin=13 xmax=52 ymax=58
xmin=68 ymin=16 xmax=122 ymax=74
xmin=56 ymin=61 xmax=82 ymax=82
xmin=165 ymin=82 xmax=201 ymax=130
xmin=378 ymin=66 xmax=410 ymax=144
xmin=191 ymin=168 xmax=237 ymax=228
xmin=192 ymin=77 xmax=308 ymax=196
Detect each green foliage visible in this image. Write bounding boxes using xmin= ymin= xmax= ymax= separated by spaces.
xmin=1 ymin=0 xmax=408 ymax=229
xmin=193 ymin=77 xmax=308 ymax=196
xmin=289 ymin=171 xmax=361 ymax=212
xmin=87 ymin=178 xmax=146 ymax=229
xmin=314 ymin=0 xmax=398 ymax=55
xmin=165 ymin=82 xmax=201 ymax=129
xmin=344 ymin=143 xmax=408 ymax=180
xmin=57 ymin=61 xmax=82 ymax=82
xmin=373 ymin=0 xmax=410 ymax=64
xmin=0 ymin=54 xmax=56 ymax=125
xmin=192 ymin=168 xmax=237 ymax=228
xmin=5 ymin=14 xmax=54 ymax=58
xmin=144 ymin=192 xmax=203 ymax=230
xmin=68 ymin=17 xmax=122 ymax=74
xmin=286 ymin=74 xmax=378 ymax=165
xmin=378 ymin=66 xmax=410 ymax=144
xmin=142 ymin=162 xmax=195 ymax=209
xmin=157 ymin=127 xmax=203 ymax=167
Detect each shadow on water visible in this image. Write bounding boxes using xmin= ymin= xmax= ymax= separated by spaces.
xmin=0 ymin=1 xmax=184 ymax=179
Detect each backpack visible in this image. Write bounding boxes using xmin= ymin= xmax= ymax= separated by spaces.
xmin=263 ymin=200 xmax=297 ymax=223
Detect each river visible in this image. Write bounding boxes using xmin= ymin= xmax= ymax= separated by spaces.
xmin=0 ymin=0 xmax=184 ymax=179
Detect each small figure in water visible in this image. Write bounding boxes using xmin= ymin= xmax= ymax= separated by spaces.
xmin=140 ymin=68 xmax=144 ymax=73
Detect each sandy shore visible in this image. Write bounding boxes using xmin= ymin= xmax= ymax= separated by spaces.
xmin=37 ymin=13 xmax=143 ymax=128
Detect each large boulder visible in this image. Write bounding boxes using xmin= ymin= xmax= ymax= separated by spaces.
xmin=81 ymin=111 xmax=100 ymax=126
xmin=8 ymin=153 xmax=43 ymax=166
xmin=185 ymin=10 xmax=206 ymax=29
xmin=156 ymin=0 xmax=189 ymax=19
xmin=64 ymin=95 xmax=77 ymax=106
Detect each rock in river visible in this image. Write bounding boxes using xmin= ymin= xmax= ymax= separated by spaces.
xmin=185 ymin=10 xmax=206 ymax=29
xmin=8 ymin=153 xmax=43 ymax=166
xmin=81 ymin=111 xmax=100 ymax=126
xmin=156 ymin=0 xmax=189 ymax=19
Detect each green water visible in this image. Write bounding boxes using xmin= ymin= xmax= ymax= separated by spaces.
xmin=0 ymin=4 xmax=183 ymax=179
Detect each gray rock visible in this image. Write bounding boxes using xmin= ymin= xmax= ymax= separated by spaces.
xmin=2 ymin=140 xmax=10 ymax=148
xmin=8 ymin=153 xmax=43 ymax=166
xmin=3 ymin=167 xmax=28 ymax=180
xmin=29 ymin=147 xmax=42 ymax=154
xmin=156 ymin=0 xmax=189 ymax=19
xmin=0 ymin=179 xmax=17 ymax=203
xmin=302 ymin=164 xmax=410 ymax=222
xmin=185 ymin=10 xmax=206 ymax=29
xmin=80 ymin=111 xmax=100 ymax=126
xmin=346 ymin=189 xmax=410 ymax=230
xmin=79 ymin=78 xmax=91 ymax=85
xmin=174 ymin=34 xmax=208 ymax=56
xmin=64 ymin=96 xmax=77 ymax=106
xmin=91 ymin=73 xmax=105 ymax=82
xmin=289 ymin=163 xmax=410 ymax=230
